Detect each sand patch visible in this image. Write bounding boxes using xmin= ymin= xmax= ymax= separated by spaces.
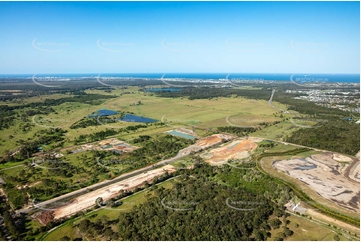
xmin=273 ymin=153 xmax=359 ymax=212
xmin=35 ymin=165 xmax=176 ymax=225
xmin=333 ymin=154 xmax=353 ymax=162
xmin=201 ymin=138 xmax=258 ymax=166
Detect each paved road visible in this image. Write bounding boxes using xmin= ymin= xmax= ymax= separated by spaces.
xmin=251 ymin=136 xmax=359 ymax=158
xmin=16 ymin=133 xmax=358 ymax=215
xmin=16 ymin=153 xmax=187 ymax=214
xmin=268 ymin=89 xmax=284 ymax=112
xmin=286 ymin=210 xmax=357 ymax=241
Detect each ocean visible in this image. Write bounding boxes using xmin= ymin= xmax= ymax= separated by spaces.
xmin=0 ymin=73 xmax=359 ymax=83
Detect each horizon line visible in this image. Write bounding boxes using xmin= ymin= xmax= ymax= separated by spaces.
xmin=0 ymin=72 xmax=360 ymax=75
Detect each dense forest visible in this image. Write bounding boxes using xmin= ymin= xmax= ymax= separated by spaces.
xmin=76 ymin=162 xmax=294 ymax=241
xmin=285 ymin=120 xmax=360 ymax=155
xmin=155 ymin=87 xmax=274 ymax=101
xmin=217 ymin=126 xmax=258 ymax=136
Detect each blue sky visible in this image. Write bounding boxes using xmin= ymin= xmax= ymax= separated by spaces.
xmin=0 ymin=1 xmax=359 ymax=74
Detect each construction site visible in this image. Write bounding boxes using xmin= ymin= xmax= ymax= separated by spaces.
xmin=31 ymin=133 xmax=237 ymax=226
xmin=177 ymin=133 xmax=236 ymax=156
xmin=69 ymin=138 xmax=139 ymax=154
xmin=201 ymin=137 xmax=262 ymax=165
xmin=34 ymin=165 xmax=176 ymax=225
xmin=273 ymin=153 xmax=360 ymax=213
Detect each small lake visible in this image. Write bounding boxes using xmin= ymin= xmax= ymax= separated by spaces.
xmin=88 ymin=109 xmax=118 ymax=118
xmin=118 ymin=114 xmax=158 ymax=123
xmin=167 ymin=130 xmax=197 ymax=139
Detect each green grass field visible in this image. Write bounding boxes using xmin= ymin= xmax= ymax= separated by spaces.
xmin=252 ymin=119 xmax=301 ymax=141
xmin=269 ymin=214 xmax=350 ymax=241
xmin=1 ymin=87 xmax=286 ymax=157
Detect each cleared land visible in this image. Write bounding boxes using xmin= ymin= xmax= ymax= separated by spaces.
xmin=273 ymin=153 xmax=360 ymax=213
xmin=177 ymin=133 xmax=236 ymax=156
xmin=34 ymin=164 xmax=176 ymax=225
xmin=201 ymin=137 xmax=261 ymax=165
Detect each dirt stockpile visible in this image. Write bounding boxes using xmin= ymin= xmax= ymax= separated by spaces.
xmin=178 ymin=134 xmax=236 ymax=156
xmin=201 ymin=137 xmax=258 ymax=165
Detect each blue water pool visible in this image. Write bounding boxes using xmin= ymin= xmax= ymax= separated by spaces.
xmin=88 ymin=109 xmax=118 ymax=118
xmin=118 ymin=114 xmax=158 ymax=123
xmin=167 ymin=130 xmax=196 ymax=139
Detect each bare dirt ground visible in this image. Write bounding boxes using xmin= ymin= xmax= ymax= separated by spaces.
xmin=348 ymin=161 xmax=360 ymax=182
xmin=35 ymin=165 xmax=176 ymax=225
xmin=345 ymin=158 xmax=360 ymax=183
xmin=333 ymin=153 xmax=353 ymax=162
xmin=201 ymin=137 xmax=259 ymax=165
xmin=273 ymin=153 xmax=360 ymax=213
xmin=178 ymin=133 xmax=236 ymax=156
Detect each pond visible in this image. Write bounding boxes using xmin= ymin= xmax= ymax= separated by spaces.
xmin=118 ymin=114 xmax=158 ymax=123
xmin=167 ymin=130 xmax=197 ymax=139
xmin=88 ymin=109 xmax=118 ymax=118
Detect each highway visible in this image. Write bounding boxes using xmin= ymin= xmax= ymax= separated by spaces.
xmin=16 ymin=153 xmax=187 ymax=214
